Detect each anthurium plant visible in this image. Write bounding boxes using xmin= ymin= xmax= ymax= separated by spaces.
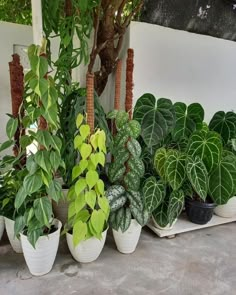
xmin=66 ymin=114 xmax=110 ymax=246
xmin=106 ymin=110 xmax=149 ymax=232
xmin=6 ymin=43 xmax=65 ymax=247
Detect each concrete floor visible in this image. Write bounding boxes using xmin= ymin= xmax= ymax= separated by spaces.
xmin=0 ymin=223 xmax=236 ymax=295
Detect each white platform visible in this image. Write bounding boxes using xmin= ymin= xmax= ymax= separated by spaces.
xmin=147 ymin=213 xmax=236 ymax=238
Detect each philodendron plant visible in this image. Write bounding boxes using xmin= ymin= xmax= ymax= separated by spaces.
xmin=11 ymin=43 xmax=65 ymax=247
xmin=106 ymin=110 xmax=149 ymax=232
xmin=67 ymin=114 xmax=110 ymax=246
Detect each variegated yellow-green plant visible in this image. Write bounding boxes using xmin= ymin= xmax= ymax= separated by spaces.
xmin=67 ymin=114 xmax=110 ymax=246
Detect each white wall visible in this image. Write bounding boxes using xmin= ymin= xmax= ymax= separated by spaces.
xmin=130 ymin=22 xmax=236 ymax=121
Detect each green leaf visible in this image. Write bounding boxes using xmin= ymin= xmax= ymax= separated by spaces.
xmin=36 ymin=130 xmax=52 ymax=150
xmin=124 ymin=170 xmax=140 ymax=192
xmin=72 ymin=160 xmax=88 ymax=180
xmin=75 ymin=193 xmax=86 ymax=212
xmin=209 ymin=111 xmax=236 ymax=144
xmin=74 ymin=135 xmax=83 ymax=149
xmin=154 ymin=148 xmax=167 ymax=181
xmin=29 ymin=77 xmax=48 ymax=97
xmin=130 ymin=205 xmax=149 ymax=226
xmin=127 ymin=120 xmax=141 ymax=138
xmin=34 ymin=197 xmax=52 ymax=226
xmin=50 ymin=151 xmax=61 ymax=172
xmin=133 ymin=94 xmax=175 ymax=147
xmin=43 ymin=104 xmax=58 ymax=128
xmin=143 ymin=177 xmax=166 ymax=213
xmin=152 ymin=203 xmax=169 ymax=228
xmin=80 ymin=143 xmax=92 ymax=160
xmin=27 ymin=229 xmax=42 ymax=249
xmin=80 ymin=125 xmax=90 ymax=140
xmin=98 ymin=196 xmax=110 ymax=218
xmin=127 ymin=156 xmax=145 ymax=178
xmin=167 ymin=190 xmax=184 ymax=225
xmin=0 ymin=140 xmax=14 ymax=152
xmin=50 ymin=135 xmax=62 ymax=153
xmin=86 ymin=170 xmax=99 ymax=189
xmin=126 ymin=191 xmax=143 ymax=210
xmin=15 ymin=187 xmax=27 ymax=209
xmin=23 ymin=174 xmax=43 ymax=194
xmin=172 ymin=102 xmax=204 ymax=140
xmin=14 ymin=215 xmax=26 ymax=237
xmin=188 ymin=130 xmax=223 ymax=173
xmin=96 ymin=179 xmax=104 ymax=195
xmin=165 ymin=151 xmax=186 ymax=190
xmin=115 ymin=111 xmax=129 ymax=129
xmin=75 ymin=178 xmax=87 ymax=196
xmin=35 ymin=150 xmax=51 ymax=173
xmin=6 ymin=118 xmax=18 ymax=139
xmin=73 ymin=221 xmax=87 ymax=246
xmin=118 ymin=207 xmax=132 ymax=233
xmin=105 ymin=185 xmax=126 ymax=203
xmin=186 ymin=156 xmax=208 ymax=201
xmin=76 ymin=113 xmax=84 ymax=128
xmin=85 ymin=190 xmax=97 ymax=209
xmin=95 ymin=152 xmax=105 ymax=166
xmin=47 ymin=180 xmax=63 ymax=203
xmin=91 ymin=209 xmax=105 ymax=235
xmin=209 ymin=155 xmax=236 ymax=205
xmin=19 ymin=135 xmax=33 ymax=149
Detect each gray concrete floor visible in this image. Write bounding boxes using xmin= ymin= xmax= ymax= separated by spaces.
xmin=0 ymin=223 xmax=236 ymax=295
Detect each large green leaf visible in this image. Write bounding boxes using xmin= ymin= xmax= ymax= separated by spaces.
xmin=154 ymin=147 xmax=167 ymax=181
xmin=143 ymin=177 xmax=166 ymax=213
xmin=6 ymin=118 xmax=18 ymax=139
xmin=167 ymin=190 xmax=184 ymax=225
xmin=34 ymin=150 xmax=51 ymax=173
xmin=209 ymin=111 xmax=236 ymax=144
xmin=209 ymin=155 xmax=236 ymax=205
xmin=165 ymin=150 xmax=186 ymax=190
xmin=187 ymin=131 xmax=223 ymax=173
xmin=23 ymin=174 xmax=43 ymax=194
xmin=127 ymin=156 xmax=145 ymax=178
xmin=47 ymin=180 xmax=63 ymax=203
xmin=127 ymin=138 xmax=142 ymax=158
xmin=172 ymin=102 xmax=204 ymax=140
xmin=133 ymin=94 xmax=175 ymax=147
xmin=152 ymin=203 xmax=169 ymax=228
xmin=34 ymin=197 xmax=52 ymax=226
xmin=15 ymin=187 xmax=27 ymax=209
xmin=130 ymin=205 xmax=149 ymax=226
xmin=73 ymin=221 xmax=87 ymax=246
xmin=124 ymin=170 xmax=140 ymax=191
xmin=186 ymin=156 xmax=208 ymax=201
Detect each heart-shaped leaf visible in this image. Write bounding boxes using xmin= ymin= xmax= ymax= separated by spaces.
xmin=80 ymin=143 xmax=92 ymax=160
xmin=86 ymin=170 xmax=99 ymax=189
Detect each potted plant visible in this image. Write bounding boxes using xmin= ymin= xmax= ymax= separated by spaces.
xmin=209 ymin=110 xmax=236 ymax=217
xmin=11 ymin=43 xmax=65 ymax=276
xmin=65 ymin=114 xmax=110 ymax=263
xmin=106 ymin=110 xmax=149 ymax=254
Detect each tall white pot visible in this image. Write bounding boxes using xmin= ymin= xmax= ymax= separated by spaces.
xmin=52 ymin=189 xmax=69 ymax=225
xmin=113 ymin=219 xmax=142 ymax=254
xmin=5 ymin=217 xmax=22 ymax=253
xmin=0 ymin=216 xmax=4 ymax=241
xmin=20 ymin=219 xmax=62 ymax=276
xmin=67 ymin=229 xmax=107 ymax=263
xmin=214 ymin=196 xmax=236 ymax=218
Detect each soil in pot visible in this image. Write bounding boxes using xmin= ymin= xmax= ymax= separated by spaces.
xmin=5 ymin=217 xmax=22 ymax=253
xmin=0 ymin=216 xmax=4 ymax=241
xmin=214 ymin=196 xmax=236 ymax=218
xmin=185 ymin=197 xmax=216 ymax=225
xmin=20 ymin=219 xmax=62 ymax=276
xmin=112 ymin=219 xmax=142 ymax=254
xmin=66 ymin=228 xmax=108 ymax=263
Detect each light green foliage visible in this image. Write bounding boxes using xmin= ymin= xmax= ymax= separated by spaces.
xmin=106 ymin=111 xmax=148 ymax=231
xmin=68 ymin=115 xmax=110 ymax=246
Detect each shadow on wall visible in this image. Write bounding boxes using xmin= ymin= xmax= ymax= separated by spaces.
xmin=141 ymin=0 xmax=236 ymax=41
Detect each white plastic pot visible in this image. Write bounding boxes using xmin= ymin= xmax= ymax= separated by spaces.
xmin=20 ymin=219 xmax=62 ymax=276
xmin=5 ymin=217 xmax=22 ymax=253
xmin=214 ymin=196 xmax=236 ymax=218
xmin=112 ymin=219 xmax=142 ymax=254
xmin=152 ymin=216 xmax=177 ymax=231
xmin=67 ymin=229 xmax=107 ymax=263
xmin=0 ymin=216 xmax=4 ymax=241
xmin=52 ymin=189 xmax=69 ymax=225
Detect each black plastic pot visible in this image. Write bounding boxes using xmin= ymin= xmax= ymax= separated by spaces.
xmin=185 ymin=198 xmax=216 ymax=225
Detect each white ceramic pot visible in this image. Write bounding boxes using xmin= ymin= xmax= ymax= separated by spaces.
xmin=20 ymin=219 xmax=62 ymax=276
xmin=112 ymin=219 xmax=142 ymax=254
xmin=214 ymin=196 xmax=236 ymax=218
xmin=52 ymin=189 xmax=69 ymax=225
xmin=5 ymin=217 xmax=22 ymax=253
xmin=152 ymin=216 xmax=177 ymax=231
xmin=67 ymin=229 xmax=107 ymax=263
xmin=0 ymin=216 xmax=4 ymax=241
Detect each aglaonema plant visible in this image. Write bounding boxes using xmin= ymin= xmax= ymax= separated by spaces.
xmin=10 ymin=43 xmax=65 ymax=247
xmin=66 ymin=114 xmax=110 ymax=246
xmin=106 ymin=110 xmax=149 ymax=232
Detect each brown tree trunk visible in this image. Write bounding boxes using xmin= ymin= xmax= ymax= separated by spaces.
xmin=125 ymin=48 xmax=134 ymax=120
xmin=114 ymin=59 xmax=122 ymax=110
xmin=8 ymin=54 xmax=25 ymax=157
xmin=86 ymin=73 xmax=95 ymax=133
